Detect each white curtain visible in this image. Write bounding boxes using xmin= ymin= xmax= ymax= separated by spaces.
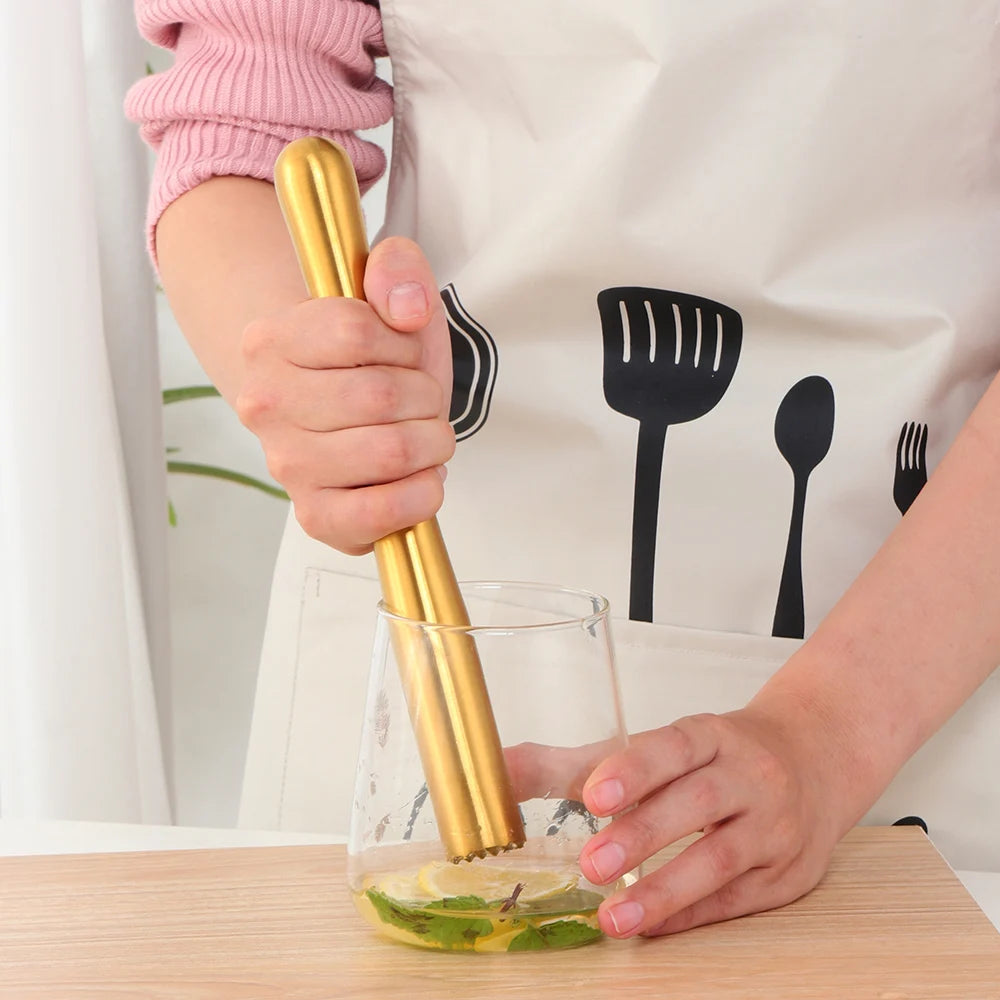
xmin=0 ymin=1 xmax=171 ymax=822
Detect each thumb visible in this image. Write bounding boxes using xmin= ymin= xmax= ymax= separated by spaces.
xmin=364 ymin=235 xmax=440 ymax=333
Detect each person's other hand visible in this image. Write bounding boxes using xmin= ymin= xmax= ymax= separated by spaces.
xmin=235 ymin=237 xmax=454 ymax=554
xmin=575 ymin=705 xmax=849 ymax=938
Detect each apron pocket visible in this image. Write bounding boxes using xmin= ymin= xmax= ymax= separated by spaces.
xmin=611 ymin=618 xmax=1000 ymax=872
xmin=246 ymin=576 xmax=1000 ymax=872
xmin=282 ymin=568 xmax=383 ymax=834
xmin=612 ymin=618 xmax=801 ymax=735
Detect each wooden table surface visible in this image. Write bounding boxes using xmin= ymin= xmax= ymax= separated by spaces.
xmin=0 ymin=827 xmax=996 ymax=1000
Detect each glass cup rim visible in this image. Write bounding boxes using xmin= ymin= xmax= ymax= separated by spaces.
xmin=375 ymin=579 xmax=611 ymax=634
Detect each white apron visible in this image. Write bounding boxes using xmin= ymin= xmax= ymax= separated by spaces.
xmin=240 ymin=0 xmax=1000 ymax=873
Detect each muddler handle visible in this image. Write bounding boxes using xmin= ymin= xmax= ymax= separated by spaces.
xmin=274 ymin=137 xmax=525 ymax=861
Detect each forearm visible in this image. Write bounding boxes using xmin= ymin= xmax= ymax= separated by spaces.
xmin=128 ymin=0 xmax=391 ymax=405
xmin=156 ymin=177 xmax=306 ymax=405
xmin=754 ymin=373 xmax=1000 ymax=818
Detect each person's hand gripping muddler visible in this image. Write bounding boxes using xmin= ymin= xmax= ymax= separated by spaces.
xmin=236 ymin=236 xmax=455 ymax=553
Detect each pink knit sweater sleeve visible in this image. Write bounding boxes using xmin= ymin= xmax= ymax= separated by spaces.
xmin=125 ymin=0 xmax=392 ymax=254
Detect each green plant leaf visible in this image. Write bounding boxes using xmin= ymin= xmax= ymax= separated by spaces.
xmin=365 ymin=890 xmax=493 ymax=949
xmin=162 ymin=385 xmax=221 ymax=405
xmin=167 ymin=499 xmax=177 ymax=527
xmin=506 ymin=919 xmax=602 ymax=951
xmin=166 ymin=461 xmax=288 ymax=500
xmin=437 ymin=895 xmax=489 ymax=911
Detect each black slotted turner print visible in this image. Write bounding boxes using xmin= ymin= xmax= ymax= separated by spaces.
xmin=599 ymin=288 xmax=742 ymax=622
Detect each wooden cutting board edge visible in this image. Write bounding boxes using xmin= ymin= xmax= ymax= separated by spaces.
xmin=0 ymin=826 xmax=997 ymax=1000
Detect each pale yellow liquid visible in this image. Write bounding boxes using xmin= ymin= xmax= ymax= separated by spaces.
xmin=353 ymin=883 xmax=606 ymax=953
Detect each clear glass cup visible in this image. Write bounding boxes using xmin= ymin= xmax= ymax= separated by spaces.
xmin=348 ymin=581 xmax=628 ymax=952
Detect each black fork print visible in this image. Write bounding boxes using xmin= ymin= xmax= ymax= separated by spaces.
xmin=600 ymin=288 xmax=742 ymax=622
xmin=893 ymin=422 xmax=928 ymax=515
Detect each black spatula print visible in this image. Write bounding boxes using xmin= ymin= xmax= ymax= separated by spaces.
xmin=600 ymin=288 xmax=742 ymax=622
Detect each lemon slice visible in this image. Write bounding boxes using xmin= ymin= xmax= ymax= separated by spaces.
xmin=473 ymin=925 xmax=524 ymax=953
xmin=372 ymin=869 xmax=436 ymax=903
xmin=417 ymin=861 xmax=578 ymax=904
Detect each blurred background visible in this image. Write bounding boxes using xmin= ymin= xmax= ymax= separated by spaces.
xmin=152 ymin=60 xmax=391 ymax=831
xmin=149 ymin=23 xmax=394 ymax=826
xmin=0 ymin=2 xmax=390 ymax=830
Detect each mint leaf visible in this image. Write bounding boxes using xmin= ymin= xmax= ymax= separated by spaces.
xmin=537 ymin=919 xmax=603 ymax=948
xmin=507 ymin=919 xmax=603 ymax=951
xmin=366 ymin=890 xmax=493 ymax=948
xmin=507 ymin=926 xmax=546 ymax=951
xmin=437 ymin=895 xmax=488 ymax=911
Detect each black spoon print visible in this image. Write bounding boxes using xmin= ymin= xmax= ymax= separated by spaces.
xmin=772 ymin=376 xmax=835 ymax=640
xmin=893 ymin=422 xmax=928 ymax=515
xmin=600 ymin=288 xmax=742 ymax=622
xmin=442 ymin=284 xmax=498 ymax=441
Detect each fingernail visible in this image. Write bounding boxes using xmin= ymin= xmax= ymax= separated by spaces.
xmin=588 ymin=841 xmax=626 ymax=882
xmin=606 ymin=900 xmax=644 ymax=936
xmin=436 ymin=465 xmax=448 ymax=482
xmin=589 ymin=778 xmax=624 ymax=814
xmin=388 ymin=281 xmax=428 ymax=321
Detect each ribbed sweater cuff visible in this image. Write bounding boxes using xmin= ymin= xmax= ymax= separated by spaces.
xmin=146 ymin=119 xmax=385 ymax=263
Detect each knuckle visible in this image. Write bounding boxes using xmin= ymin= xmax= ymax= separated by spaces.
xmin=423 ymin=469 xmax=446 ymax=515
xmin=361 ymin=369 xmax=401 ymax=422
xmin=329 ymin=300 xmax=380 ymax=358
xmin=637 ymin=873 xmax=678 ymax=922
xmin=625 ymin=810 xmax=663 ymax=860
xmin=340 ymin=541 xmax=374 ymax=556
xmin=308 ymin=294 xmax=366 ymax=326
xmin=703 ymin=837 xmax=743 ymax=883
xmin=234 ymin=387 xmax=275 ymax=429
xmin=372 ymin=425 xmax=413 ymax=478
xmin=265 ymin=449 xmax=299 ymax=487
xmin=768 ymin=815 xmax=800 ymax=856
xmin=658 ymin=906 xmax=695 ymax=935
xmin=754 ymin=748 xmax=791 ymax=793
xmin=350 ymin=488 xmax=398 ymax=542
xmin=381 ymin=234 xmax=422 ymax=257
xmin=293 ymin=498 xmax=325 ymax=542
xmin=665 ymin=723 xmax=699 ymax=771
xmin=798 ymin=854 xmax=829 ymax=895
xmin=690 ymin=711 xmax=723 ymax=728
xmin=335 ymin=314 xmax=374 ymax=360
xmin=241 ymin=317 xmax=280 ymax=360
xmin=373 ymin=234 xmax=426 ymax=271
xmin=712 ymin=877 xmax=743 ymax=913
xmin=295 ymin=496 xmax=370 ymax=554
xmin=690 ymin=775 xmax=722 ymax=817
xmin=408 ymin=369 xmax=445 ymax=416
xmin=699 ymin=712 xmax=742 ymax=751
xmin=761 ymin=860 xmax=819 ymax=908
xmin=425 ymin=373 xmax=446 ymax=414
xmin=438 ymin=421 xmax=457 ymax=462
xmin=698 ymin=711 xmax=733 ymax=740
xmin=293 ymin=486 xmax=379 ymax=554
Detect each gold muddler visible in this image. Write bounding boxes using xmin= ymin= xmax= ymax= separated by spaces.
xmin=274 ymin=136 xmax=525 ymax=862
